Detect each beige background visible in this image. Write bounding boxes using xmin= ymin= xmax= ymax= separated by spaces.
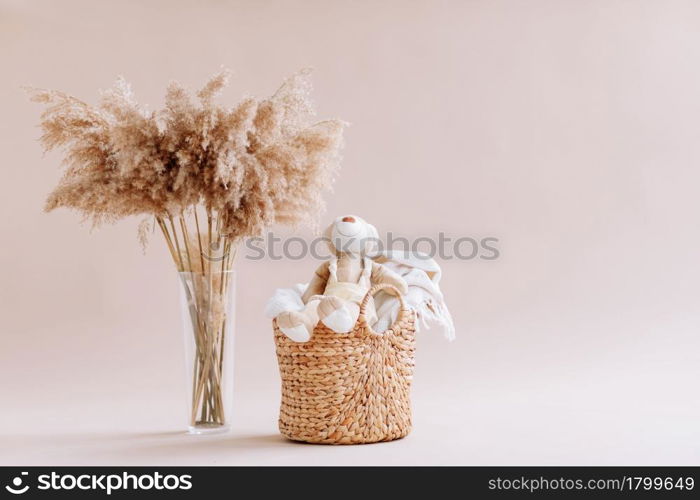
xmin=1 ymin=0 xmax=699 ymax=465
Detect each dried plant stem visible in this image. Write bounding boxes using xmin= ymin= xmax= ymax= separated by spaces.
xmin=218 ymin=242 xmax=236 ymax=372
xmin=160 ymin=206 xmax=235 ymax=429
xmin=179 ymin=214 xmax=194 ymax=276
xmin=159 ymin=216 xmax=205 ymax=420
xmin=193 ymin=208 xmax=206 ymax=274
xmin=168 ymin=216 xmax=185 ymax=271
xmin=156 ymin=217 xmax=179 ymax=268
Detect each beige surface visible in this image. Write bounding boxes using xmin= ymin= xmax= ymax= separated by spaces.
xmin=1 ymin=0 xmax=700 ymax=465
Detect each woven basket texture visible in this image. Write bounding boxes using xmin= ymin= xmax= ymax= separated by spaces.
xmin=274 ymin=283 xmax=416 ymax=444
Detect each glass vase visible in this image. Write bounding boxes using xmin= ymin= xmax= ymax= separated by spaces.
xmin=178 ymin=269 xmax=235 ymax=434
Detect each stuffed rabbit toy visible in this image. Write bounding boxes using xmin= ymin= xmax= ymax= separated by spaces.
xmin=276 ymin=215 xmax=408 ymax=342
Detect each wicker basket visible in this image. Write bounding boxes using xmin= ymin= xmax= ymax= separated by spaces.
xmin=273 ymin=283 xmax=416 ymax=444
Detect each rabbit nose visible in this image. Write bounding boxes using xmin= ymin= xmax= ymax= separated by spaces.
xmin=342 ymin=216 xmax=355 ymax=223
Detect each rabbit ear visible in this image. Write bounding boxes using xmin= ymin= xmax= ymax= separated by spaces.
xmin=322 ymin=222 xmax=334 ymax=241
xmin=322 ymin=221 xmax=337 ymax=253
xmin=367 ymin=222 xmax=378 ymax=240
xmin=364 ymin=221 xmax=379 ymax=255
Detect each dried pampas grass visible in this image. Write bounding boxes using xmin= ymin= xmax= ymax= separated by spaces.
xmin=28 ymin=68 xmax=344 ymax=240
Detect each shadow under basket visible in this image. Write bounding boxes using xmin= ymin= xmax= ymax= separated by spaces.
xmin=273 ymin=283 xmax=416 ymax=444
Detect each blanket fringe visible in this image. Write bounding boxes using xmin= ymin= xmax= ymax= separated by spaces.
xmin=414 ymin=299 xmax=456 ymax=341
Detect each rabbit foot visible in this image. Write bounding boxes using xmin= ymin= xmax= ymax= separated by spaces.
xmin=318 ymin=296 xmax=355 ymax=333
xmin=277 ymin=311 xmax=312 ymax=342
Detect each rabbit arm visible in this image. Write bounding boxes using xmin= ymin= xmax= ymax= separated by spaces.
xmin=302 ymin=261 xmax=331 ymax=303
xmin=370 ymin=261 xmax=408 ymax=294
